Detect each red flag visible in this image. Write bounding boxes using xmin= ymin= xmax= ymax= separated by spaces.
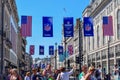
xmin=103 ymin=16 xmax=113 ymax=36
xmin=21 ymin=16 xmax=32 ymax=37
xmin=30 ymin=45 xmax=35 ymax=55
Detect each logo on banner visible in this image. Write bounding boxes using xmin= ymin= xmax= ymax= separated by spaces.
xmin=44 ymin=24 xmax=51 ymax=31
xmin=85 ymin=24 xmax=91 ymax=31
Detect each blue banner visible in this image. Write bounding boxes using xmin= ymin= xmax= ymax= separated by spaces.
xmin=43 ymin=17 xmax=53 ymax=37
xmin=83 ymin=17 xmax=94 ymax=36
xmin=39 ymin=46 xmax=44 ymax=55
xmin=58 ymin=46 xmax=63 ymax=55
xmin=64 ymin=17 xmax=74 ymax=37
xmin=49 ymin=46 xmax=54 ymax=55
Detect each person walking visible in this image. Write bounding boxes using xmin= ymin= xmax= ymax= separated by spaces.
xmin=78 ymin=64 xmax=88 ymax=80
xmin=42 ymin=64 xmax=53 ymax=80
xmin=113 ymin=64 xmax=120 ymax=80
xmin=56 ymin=65 xmax=76 ymax=80
xmin=95 ymin=65 xmax=102 ymax=80
xmin=24 ymin=72 xmax=30 ymax=80
xmin=10 ymin=68 xmax=22 ymax=80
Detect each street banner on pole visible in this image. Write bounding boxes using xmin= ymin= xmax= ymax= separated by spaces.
xmin=49 ymin=46 xmax=54 ymax=55
xmin=64 ymin=17 xmax=74 ymax=37
xmin=39 ymin=45 xmax=44 ymax=55
xmin=21 ymin=16 xmax=32 ymax=37
xmin=43 ymin=17 xmax=53 ymax=37
xmin=29 ymin=45 xmax=35 ymax=55
xmin=103 ymin=16 xmax=113 ymax=36
xmin=58 ymin=46 xmax=63 ymax=55
xmin=83 ymin=17 xmax=94 ymax=36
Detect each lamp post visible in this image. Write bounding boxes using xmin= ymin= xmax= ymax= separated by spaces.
xmin=64 ymin=38 xmax=67 ymax=69
xmin=55 ymin=42 xmax=57 ymax=69
xmin=107 ymin=38 xmax=111 ymax=80
xmin=0 ymin=0 xmax=4 ymax=77
xmin=77 ymin=18 xmax=82 ymax=72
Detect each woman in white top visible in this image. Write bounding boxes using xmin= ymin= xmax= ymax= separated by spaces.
xmin=56 ymin=66 xmax=76 ymax=80
xmin=24 ymin=72 xmax=30 ymax=80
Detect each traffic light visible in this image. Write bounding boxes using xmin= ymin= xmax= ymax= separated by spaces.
xmin=81 ymin=54 xmax=83 ymax=61
xmin=76 ymin=56 xmax=79 ymax=64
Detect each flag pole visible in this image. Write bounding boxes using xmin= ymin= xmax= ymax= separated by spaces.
xmin=0 ymin=0 xmax=4 ymax=78
xmin=64 ymin=37 xmax=67 ymax=69
xmin=55 ymin=42 xmax=57 ymax=69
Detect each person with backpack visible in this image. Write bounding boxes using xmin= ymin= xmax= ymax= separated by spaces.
xmin=95 ymin=65 xmax=102 ymax=80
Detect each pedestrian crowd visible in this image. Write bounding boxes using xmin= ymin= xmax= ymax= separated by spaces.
xmin=2 ymin=64 xmax=120 ymax=80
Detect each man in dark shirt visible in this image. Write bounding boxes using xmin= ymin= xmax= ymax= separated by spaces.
xmin=31 ymin=68 xmax=38 ymax=80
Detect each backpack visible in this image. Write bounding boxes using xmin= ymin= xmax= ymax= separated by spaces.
xmin=95 ymin=69 xmax=100 ymax=78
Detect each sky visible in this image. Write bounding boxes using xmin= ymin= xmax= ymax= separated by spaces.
xmin=16 ymin=0 xmax=89 ymax=59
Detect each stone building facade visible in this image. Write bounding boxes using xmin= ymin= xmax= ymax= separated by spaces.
xmin=82 ymin=0 xmax=120 ymax=74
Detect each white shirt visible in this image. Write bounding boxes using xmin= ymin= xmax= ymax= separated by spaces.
xmin=57 ymin=69 xmax=73 ymax=80
xmin=24 ymin=76 xmax=30 ymax=80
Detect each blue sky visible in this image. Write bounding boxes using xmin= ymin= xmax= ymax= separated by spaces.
xmin=16 ymin=0 xmax=89 ymax=59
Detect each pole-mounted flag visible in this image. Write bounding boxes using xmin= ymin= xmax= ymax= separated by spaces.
xmin=63 ymin=17 xmax=74 ymax=37
xmin=30 ymin=45 xmax=35 ymax=55
xmin=103 ymin=16 xmax=113 ymax=36
xmin=39 ymin=46 xmax=44 ymax=55
xmin=58 ymin=46 xmax=63 ymax=55
xmin=21 ymin=16 xmax=32 ymax=37
xmin=83 ymin=17 xmax=94 ymax=37
xmin=49 ymin=46 xmax=54 ymax=55
xmin=68 ymin=45 xmax=73 ymax=55
xmin=43 ymin=17 xmax=53 ymax=37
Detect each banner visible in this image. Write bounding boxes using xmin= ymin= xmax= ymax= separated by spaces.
xmin=21 ymin=16 xmax=32 ymax=37
xmin=64 ymin=17 xmax=74 ymax=37
xmin=39 ymin=46 xmax=44 ymax=55
xmin=29 ymin=45 xmax=35 ymax=55
xmin=43 ymin=17 xmax=53 ymax=37
xmin=49 ymin=46 xmax=54 ymax=55
xmin=83 ymin=17 xmax=94 ymax=36
xmin=58 ymin=46 xmax=63 ymax=55
xmin=68 ymin=45 xmax=73 ymax=55
xmin=103 ymin=16 xmax=113 ymax=36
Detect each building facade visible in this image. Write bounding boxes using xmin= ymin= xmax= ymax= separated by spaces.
xmin=0 ymin=0 xmax=19 ymax=74
xmin=82 ymin=0 xmax=120 ymax=74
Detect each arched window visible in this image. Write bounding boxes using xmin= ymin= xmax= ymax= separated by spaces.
xmin=117 ymin=10 xmax=120 ymax=39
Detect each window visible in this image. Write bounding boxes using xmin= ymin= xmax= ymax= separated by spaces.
xmin=117 ymin=10 xmax=120 ymax=39
xmin=97 ymin=26 xmax=99 ymax=47
xmin=92 ymin=37 xmax=94 ymax=50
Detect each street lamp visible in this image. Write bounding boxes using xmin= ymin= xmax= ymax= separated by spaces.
xmin=77 ymin=18 xmax=82 ymax=72
xmin=0 ymin=0 xmax=5 ymax=78
xmin=55 ymin=42 xmax=57 ymax=69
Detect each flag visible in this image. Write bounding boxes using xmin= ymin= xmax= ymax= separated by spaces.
xmin=49 ymin=46 xmax=54 ymax=55
xmin=103 ymin=16 xmax=113 ymax=36
xmin=39 ymin=46 xmax=44 ymax=55
xmin=68 ymin=45 xmax=73 ymax=55
xmin=64 ymin=17 xmax=74 ymax=37
xmin=83 ymin=17 xmax=94 ymax=36
xmin=11 ymin=23 xmax=17 ymax=53
xmin=43 ymin=17 xmax=53 ymax=37
xmin=58 ymin=46 xmax=63 ymax=55
xmin=29 ymin=45 xmax=35 ymax=55
xmin=21 ymin=16 xmax=32 ymax=37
